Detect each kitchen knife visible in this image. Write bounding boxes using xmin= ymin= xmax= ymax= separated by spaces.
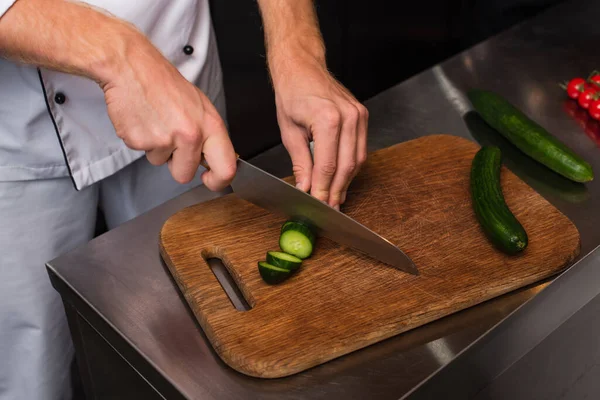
xmin=201 ymin=155 xmax=419 ymax=275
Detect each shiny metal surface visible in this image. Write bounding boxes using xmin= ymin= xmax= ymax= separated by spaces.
xmin=405 ymin=245 xmax=600 ymax=399
xmin=232 ymin=158 xmax=418 ymax=274
xmin=48 ymin=0 xmax=600 ymax=398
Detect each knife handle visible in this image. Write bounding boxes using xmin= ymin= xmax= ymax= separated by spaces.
xmin=200 ymin=152 xmax=240 ymax=171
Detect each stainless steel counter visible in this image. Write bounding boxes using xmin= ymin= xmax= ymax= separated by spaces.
xmin=47 ymin=0 xmax=600 ymax=398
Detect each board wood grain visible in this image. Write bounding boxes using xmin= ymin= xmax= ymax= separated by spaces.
xmin=159 ymin=134 xmax=581 ymax=379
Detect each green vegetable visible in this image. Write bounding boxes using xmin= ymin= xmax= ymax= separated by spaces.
xmin=467 ymin=89 xmax=594 ymax=183
xmin=471 ymin=146 xmax=528 ymax=254
xmin=266 ymin=251 xmax=303 ymax=271
xmin=280 ymin=220 xmax=296 ymax=234
xmin=279 ymin=220 xmax=316 ymax=259
xmin=258 ymin=261 xmax=292 ymax=285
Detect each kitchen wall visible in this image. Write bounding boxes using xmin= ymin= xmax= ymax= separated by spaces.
xmin=208 ymin=0 xmax=565 ymax=159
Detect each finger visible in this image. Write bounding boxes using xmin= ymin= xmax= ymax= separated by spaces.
xmin=146 ymin=146 xmax=174 ymax=166
xmin=280 ymin=122 xmax=313 ymax=192
xmin=356 ymin=103 xmax=369 ymax=168
xmin=200 ymin=116 xmax=237 ymax=191
xmin=168 ymin=141 xmax=203 ymax=184
xmin=119 ymin=126 xmax=157 ymax=152
xmin=328 ymin=105 xmax=359 ymax=209
xmin=341 ymin=103 xmax=369 ymax=204
xmin=310 ymin=105 xmax=342 ymax=203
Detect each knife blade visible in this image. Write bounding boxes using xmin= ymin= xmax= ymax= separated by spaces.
xmin=200 ymin=155 xmax=418 ymax=275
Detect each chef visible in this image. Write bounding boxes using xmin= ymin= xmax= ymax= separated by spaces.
xmin=0 ymin=0 xmax=368 ymax=399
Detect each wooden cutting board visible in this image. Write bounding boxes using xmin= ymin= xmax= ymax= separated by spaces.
xmin=159 ymin=134 xmax=580 ymax=379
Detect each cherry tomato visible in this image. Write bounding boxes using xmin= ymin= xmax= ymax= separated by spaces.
xmin=566 ymin=77 xmax=586 ymax=99
xmin=586 ymin=82 xmax=598 ymax=91
xmin=578 ymin=88 xmax=598 ymax=109
xmin=589 ymin=99 xmax=600 ymax=120
xmin=588 ymin=74 xmax=600 ymax=91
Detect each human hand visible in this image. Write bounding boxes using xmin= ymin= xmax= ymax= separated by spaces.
xmin=269 ymin=49 xmax=368 ymax=210
xmin=100 ymin=37 xmax=237 ymax=191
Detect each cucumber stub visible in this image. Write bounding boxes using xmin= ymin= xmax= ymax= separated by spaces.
xmin=266 ymin=251 xmax=303 ymax=271
xmin=258 ymin=261 xmax=292 ymax=285
xmin=279 ymin=220 xmax=316 ymax=259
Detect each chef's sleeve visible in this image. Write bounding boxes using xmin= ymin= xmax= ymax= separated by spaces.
xmin=0 ymin=0 xmax=17 ymax=19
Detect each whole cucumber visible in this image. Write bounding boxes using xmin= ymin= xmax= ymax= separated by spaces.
xmin=471 ymin=146 xmax=528 ymax=255
xmin=468 ymin=89 xmax=594 ymax=183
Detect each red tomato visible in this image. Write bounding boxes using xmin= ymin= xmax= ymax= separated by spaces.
xmin=566 ymin=77 xmax=586 ymax=99
xmin=589 ymin=99 xmax=600 ymax=120
xmin=589 ymin=74 xmax=600 ymax=86
xmin=586 ymin=82 xmax=599 ymax=91
xmin=578 ymin=88 xmax=598 ymax=109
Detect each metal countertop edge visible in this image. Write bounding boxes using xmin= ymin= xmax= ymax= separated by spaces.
xmin=45 ymin=261 xmax=193 ymax=399
xmin=399 ymin=242 xmax=600 ymax=399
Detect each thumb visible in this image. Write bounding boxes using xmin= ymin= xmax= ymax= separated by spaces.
xmin=281 ymin=124 xmax=313 ymax=192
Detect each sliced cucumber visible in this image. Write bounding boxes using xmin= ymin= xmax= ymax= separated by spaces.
xmin=279 ymin=220 xmax=316 ymax=259
xmin=280 ymin=220 xmax=296 ymax=234
xmin=266 ymin=251 xmax=302 ymax=271
xmin=258 ymin=261 xmax=291 ymax=285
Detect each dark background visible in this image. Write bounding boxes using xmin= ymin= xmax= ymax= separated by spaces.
xmin=93 ymin=0 xmax=566 ymax=237
xmin=209 ymin=0 xmax=565 ymax=159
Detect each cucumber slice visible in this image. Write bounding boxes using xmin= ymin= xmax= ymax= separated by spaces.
xmin=281 ymin=220 xmax=316 ymax=244
xmin=258 ymin=261 xmax=291 ymax=284
xmin=266 ymin=251 xmax=302 ymax=271
xmin=279 ymin=220 xmax=316 ymax=259
xmin=280 ymin=220 xmax=296 ymax=234
xmin=279 ymin=230 xmax=314 ymax=259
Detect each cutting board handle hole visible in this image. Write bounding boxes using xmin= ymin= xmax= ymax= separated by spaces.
xmin=205 ymin=257 xmax=252 ymax=311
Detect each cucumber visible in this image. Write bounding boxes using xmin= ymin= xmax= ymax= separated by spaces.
xmin=471 ymin=146 xmax=528 ymax=254
xmin=280 ymin=220 xmax=296 ymax=234
xmin=258 ymin=261 xmax=292 ymax=285
xmin=266 ymin=251 xmax=302 ymax=271
xmin=467 ymin=89 xmax=594 ymax=183
xmin=279 ymin=220 xmax=316 ymax=259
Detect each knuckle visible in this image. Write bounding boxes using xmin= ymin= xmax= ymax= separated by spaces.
xmin=177 ymin=120 xmax=201 ymax=146
xmin=124 ymin=136 xmax=143 ymax=150
xmin=357 ymin=104 xmax=369 ymax=120
xmin=319 ymin=106 xmax=342 ymax=130
xmin=207 ymin=113 xmax=227 ymax=133
xmin=292 ymin=163 xmax=310 ymax=176
xmin=219 ymin=162 xmax=237 ymax=182
xmin=317 ymin=161 xmax=337 ymax=177
xmin=342 ymin=159 xmax=358 ymax=175
xmin=179 ymin=130 xmax=201 ymax=146
xmin=344 ymin=106 xmax=360 ymax=125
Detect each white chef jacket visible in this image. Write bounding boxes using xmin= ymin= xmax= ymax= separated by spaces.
xmin=0 ymin=0 xmax=223 ymax=190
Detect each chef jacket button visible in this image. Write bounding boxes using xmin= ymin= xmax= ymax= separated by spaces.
xmin=183 ymin=45 xmax=194 ymax=55
xmin=54 ymin=92 xmax=66 ymax=105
